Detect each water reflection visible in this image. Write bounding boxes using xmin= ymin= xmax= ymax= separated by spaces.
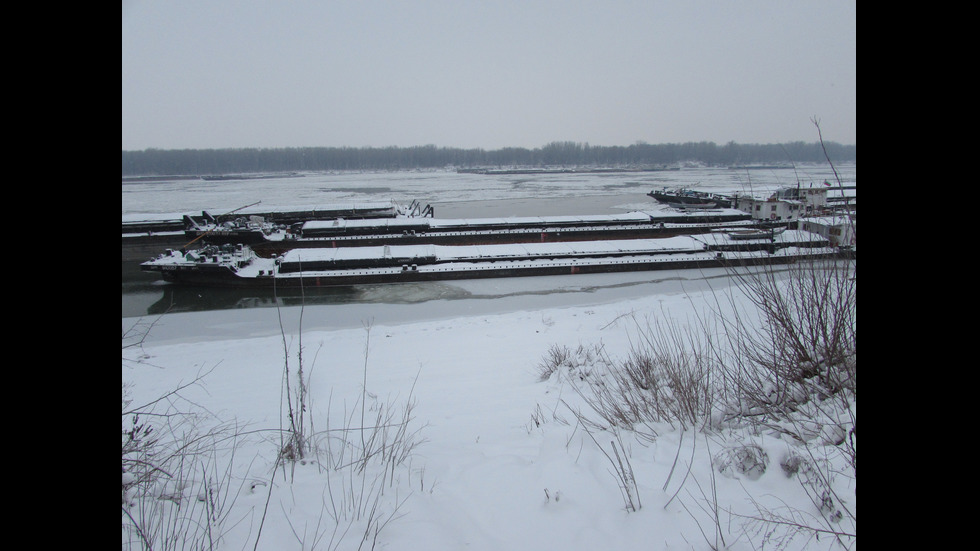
xmin=135 ymin=276 xmax=477 ymax=317
xmin=145 ymin=283 xmax=363 ymax=315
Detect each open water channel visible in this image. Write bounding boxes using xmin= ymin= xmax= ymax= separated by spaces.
xmin=122 ymin=164 xmax=854 ymax=341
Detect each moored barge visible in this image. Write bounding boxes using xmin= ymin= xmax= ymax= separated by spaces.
xmin=122 ymin=200 xmax=427 ymax=262
xmin=182 ymin=209 xmax=772 ymax=257
xmin=141 ymin=230 xmax=841 ymax=289
xmin=648 ymin=188 xmax=734 ymax=209
xmin=123 ymin=200 xmax=412 ymax=234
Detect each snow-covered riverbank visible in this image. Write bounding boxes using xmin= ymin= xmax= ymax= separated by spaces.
xmin=122 ymin=264 xmax=854 ymax=550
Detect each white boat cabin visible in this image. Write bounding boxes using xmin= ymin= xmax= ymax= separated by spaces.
xmin=733 ymin=186 xmax=829 ymax=222
xmin=772 ymin=186 xmax=829 ymax=210
xmin=798 ymin=215 xmax=856 ymax=247
xmin=733 ymin=196 xmax=803 ymax=221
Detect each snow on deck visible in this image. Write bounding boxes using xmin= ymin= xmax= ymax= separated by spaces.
xmin=300 ymin=209 xmax=750 ymax=232
xmin=692 ymin=229 xmax=827 ymax=248
xmin=280 ymin=230 xmax=829 ymax=267
xmin=280 ymin=236 xmax=707 ymax=265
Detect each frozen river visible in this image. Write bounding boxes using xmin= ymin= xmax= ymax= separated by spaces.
xmin=122 ymin=163 xmax=854 ymax=340
xmin=122 ymin=163 xmax=852 ymax=220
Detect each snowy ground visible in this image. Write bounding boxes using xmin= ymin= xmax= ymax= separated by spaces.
xmin=122 ymin=265 xmax=855 ymax=550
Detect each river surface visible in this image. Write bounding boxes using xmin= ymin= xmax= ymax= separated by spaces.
xmin=122 ymin=164 xmax=854 ymax=340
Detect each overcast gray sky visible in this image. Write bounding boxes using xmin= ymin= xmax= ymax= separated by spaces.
xmin=121 ymin=1 xmax=855 ymax=151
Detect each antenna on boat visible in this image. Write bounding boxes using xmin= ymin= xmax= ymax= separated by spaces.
xmin=180 ymin=200 xmax=262 ymax=252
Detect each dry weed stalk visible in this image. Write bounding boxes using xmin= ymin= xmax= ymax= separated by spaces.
xmin=256 ymin=317 xmax=427 ymax=551
xmin=540 ymin=126 xmax=856 ymax=544
xmin=122 ymin=364 xmax=248 ymax=551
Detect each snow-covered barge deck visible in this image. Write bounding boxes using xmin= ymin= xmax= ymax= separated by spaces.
xmin=182 ymin=209 xmax=768 ymax=257
xmin=122 ymin=201 xmax=421 ymax=261
xmin=122 ymin=201 xmax=409 ymax=234
xmin=141 ymin=230 xmax=842 ymax=288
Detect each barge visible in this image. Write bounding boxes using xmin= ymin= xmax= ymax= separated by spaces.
xmin=141 ymin=230 xmax=841 ymax=289
xmin=648 ymin=188 xmax=734 ymax=209
xmin=122 ymin=200 xmax=429 ymax=262
xmin=181 ymin=209 xmax=774 ymax=257
xmin=122 ymin=200 xmax=417 ymax=235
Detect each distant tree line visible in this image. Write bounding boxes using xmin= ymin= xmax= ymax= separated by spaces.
xmin=121 ymin=141 xmax=855 ymax=177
